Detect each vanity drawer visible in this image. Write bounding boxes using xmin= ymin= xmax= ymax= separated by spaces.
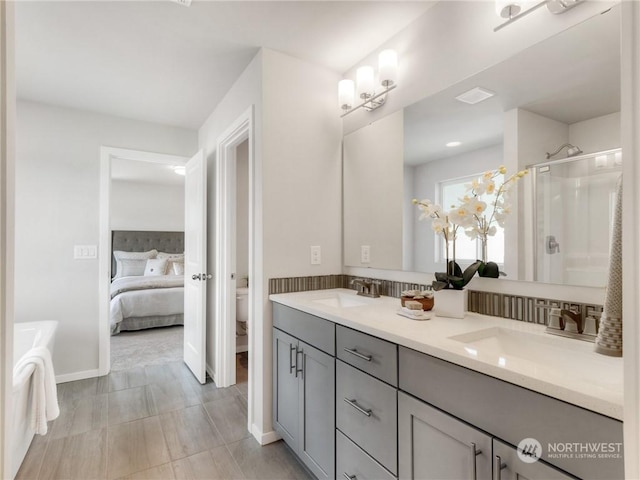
xmin=336 ymin=360 xmax=398 ymax=475
xmin=336 ymin=430 xmax=395 ymax=480
xmin=336 ymin=325 xmax=397 ymax=386
xmin=272 ymin=303 xmax=335 ymax=355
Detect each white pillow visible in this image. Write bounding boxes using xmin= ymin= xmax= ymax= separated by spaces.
xmin=157 ymin=252 xmax=184 ymax=260
xmin=144 ymin=258 xmax=168 ymax=276
xmin=172 ymin=262 xmax=185 ymax=275
xmin=118 ymin=258 xmax=148 ymax=277
xmin=113 ymin=249 xmax=158 ymax=278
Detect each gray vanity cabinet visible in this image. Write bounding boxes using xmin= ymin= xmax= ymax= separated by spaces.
xmin=272 ymin=304 xmax=336 ymax=480
xmin=398 ymin=391 xmax=492 ymax=480
xmin=493 ymin=439 xmax=575 ymax=480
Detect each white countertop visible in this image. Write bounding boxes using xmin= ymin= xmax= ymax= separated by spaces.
xmin=269 ymin=288 xmax=623 ymax=421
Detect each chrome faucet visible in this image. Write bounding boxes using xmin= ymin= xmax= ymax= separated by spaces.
xmin=350 ymin=278 xmax=381 ymax=298
xmin=560 ymin=309 xmax=583 ymax=334
xmin=545 ymin=306 xmax=597 ymax=342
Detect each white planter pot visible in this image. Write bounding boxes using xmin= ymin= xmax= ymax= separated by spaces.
xmin=434 ymin=288 xmax=468 ymax=319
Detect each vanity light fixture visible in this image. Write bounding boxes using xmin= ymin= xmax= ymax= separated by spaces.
xmin=339 ymin=49 xmax=398 ymax=117
xmin=173 ymin=166 xmax=186 ymax=176
xmin=494 ymin=0 xmax=584 ymax=32
xmin=446 ymin=141 xmax=462 ymax=147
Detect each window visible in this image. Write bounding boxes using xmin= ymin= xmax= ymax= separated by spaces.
xmin=437 ymin=173 xmax=505 ymax=265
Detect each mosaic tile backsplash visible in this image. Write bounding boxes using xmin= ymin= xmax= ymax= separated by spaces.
xmin=268 ymin=274 xmax=603 ymax=326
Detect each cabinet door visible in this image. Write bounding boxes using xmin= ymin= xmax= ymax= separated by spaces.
xmin=298 ymin=340 xmax=335 ymax=480
xmin=493 ymin=439 xmax=575 ymax=480
xmin=273 ymin=328 xmax=299 ymax=449
xmin=398 ymin=391 xmax=492 ymax=480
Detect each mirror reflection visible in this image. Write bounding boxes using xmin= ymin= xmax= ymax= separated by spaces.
xmin=343 ymin=6 xmax=621 ymax=287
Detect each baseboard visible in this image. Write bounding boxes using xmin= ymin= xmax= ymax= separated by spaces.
xmin=206 ymin=363 xmax=217 ymax=385
xmin=252 ymin=425 xmax=281 ymax=445
xmin=56 ymin=368 xmax=101 ymax=384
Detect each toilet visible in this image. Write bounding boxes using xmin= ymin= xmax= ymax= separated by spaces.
xmin=236 ymin=287 xmax=249 ymax=352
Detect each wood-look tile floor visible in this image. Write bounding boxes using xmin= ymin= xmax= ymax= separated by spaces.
xmin=17 ymin=352 xmax=312 ymax=480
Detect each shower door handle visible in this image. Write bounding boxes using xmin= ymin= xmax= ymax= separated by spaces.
xmin=546 ymin=235 xmax=560 ymax=254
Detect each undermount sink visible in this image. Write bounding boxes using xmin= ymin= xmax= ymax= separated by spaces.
xmin=447 ymin=327 xmax=618 ymax=386
xmin=311 ymin=292 xmax=373 ymax=308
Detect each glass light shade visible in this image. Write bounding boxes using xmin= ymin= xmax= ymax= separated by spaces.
xmin=338 ymin=79 xmax=355 ymax=110
xmin=378 ymin=49 xmax=398 ymax=87
xmin=495 ymin=0 xmax=521 ymax=18
xmin=356 ymin=66 xmax=375 ymax=99
xmin=614 ymin=151 xmax=622 ymax=166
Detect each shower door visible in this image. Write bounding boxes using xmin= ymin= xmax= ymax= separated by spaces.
xmin=532 ymin=149 xmax=621 ymax=287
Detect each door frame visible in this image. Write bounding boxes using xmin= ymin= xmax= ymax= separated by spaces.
xmin=98 ymin=147 xmax=189 ymax=376
xmin=214 ymin=106 xmax=258 ymax=432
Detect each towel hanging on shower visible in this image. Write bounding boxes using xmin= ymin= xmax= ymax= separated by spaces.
xmin=595 ymin=175 xmax=623 ymax=357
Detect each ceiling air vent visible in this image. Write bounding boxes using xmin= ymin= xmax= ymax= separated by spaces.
xmin=170 ymin=0 xmax=192 ymax=7
xmin=455 ymin=87 xmax=495 ymax=105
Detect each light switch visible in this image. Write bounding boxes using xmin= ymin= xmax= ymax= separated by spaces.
xmin=310 ymin=246 xmax=321 ymax=265
xmin=74 ymin=245 xmax=97 ymax=259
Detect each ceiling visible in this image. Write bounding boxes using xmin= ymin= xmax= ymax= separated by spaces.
xmin=403 ymin=5 xmax=621 ymax=166
xmin=15 ymin=1 xmax=434 ymax=130
xmin=111 ymin=157 xmax=186 ymax=186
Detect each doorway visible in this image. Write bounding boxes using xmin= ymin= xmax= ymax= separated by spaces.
xmin=98 ymin=147 xmax=189 ymax=376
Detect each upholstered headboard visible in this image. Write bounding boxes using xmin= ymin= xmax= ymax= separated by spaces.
xmin=111 ymin=230 xmax=184 ymax=275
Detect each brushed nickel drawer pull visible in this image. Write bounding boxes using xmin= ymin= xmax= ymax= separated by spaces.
xmin=343 ymin=398 xmax=372 ymax=417
xmin=343 ymin=347 xmax=372 ymax=362
xmin=470 ymin=443 xmax=482 ymax=480
xmin=493 ymin=456 xmax=506 ymax=480
xmin=343 ymin=473 xmax=357 ymax=480
xmin=289 ymin=344 xmax=296 ymax=375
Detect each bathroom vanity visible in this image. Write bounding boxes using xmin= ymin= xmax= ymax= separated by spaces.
xmin=270 ymin=289 xmax=623 ymax=480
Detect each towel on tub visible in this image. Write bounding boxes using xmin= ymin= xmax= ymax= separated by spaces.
xmin=13 ymin=346 xmax=60 ymax=435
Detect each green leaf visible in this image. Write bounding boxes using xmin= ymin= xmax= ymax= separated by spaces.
xmin=432 ymin=280 xmax=448 ymax=291
xmin=462 ymin=260 xmax=482 ymax=286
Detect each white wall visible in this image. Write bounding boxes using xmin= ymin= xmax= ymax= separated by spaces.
xmin=261 ymin=48 xmax=342 ymax=436
xmin=236 ymin=140 xmax=249 ymax=285
xmin=343 ymin=110 xmax=403 ymax=270
xmin=15 ymin=100 xmax=197 ymax=377
xmin=0 ymin=2 xmax=15 ymax=477
xmin=409 ymin=144 xmax=503 ymax=274
xmin=110 ymin=180 xmax=185 ymax=232
xmin=569 ymin=111 xmax=621 ymax=153
xmin=198 ymin=49 xmax=263 ymax=432
xmin=342 ymin=0 xmax=618 ymax=135
xmin=198 ymin=48 xmax=342 ymax=441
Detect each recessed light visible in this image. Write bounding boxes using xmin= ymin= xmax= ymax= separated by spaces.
xmin=173 ymin=166 xmax=186 ymax=176
xmin=446 ymin=141 xmax=462 ymax=147
xmin=455 ymin=87 xmax=495 ymax=105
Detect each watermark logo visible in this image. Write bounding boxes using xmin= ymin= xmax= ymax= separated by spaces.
xmin=517 ymin=438 xmax=542 ymax=463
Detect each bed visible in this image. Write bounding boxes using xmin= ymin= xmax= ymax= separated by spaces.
xmin=110 ymin=230 xmax=185 ymax=335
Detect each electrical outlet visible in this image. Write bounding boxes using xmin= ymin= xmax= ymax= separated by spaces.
xmin=361 ymin=245 xmax=371 ymax=263
xmin=310 ymin=246 xmax=321 ymax=265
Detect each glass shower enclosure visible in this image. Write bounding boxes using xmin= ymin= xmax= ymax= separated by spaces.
xmin=530 ymin=148 xmax=621 ymax=287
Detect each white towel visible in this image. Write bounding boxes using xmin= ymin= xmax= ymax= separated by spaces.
xmin=13 ymin=346 xmax=60 ymax=435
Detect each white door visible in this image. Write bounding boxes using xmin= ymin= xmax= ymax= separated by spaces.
xmin=184 ymin=149 xmax=208 ymax=383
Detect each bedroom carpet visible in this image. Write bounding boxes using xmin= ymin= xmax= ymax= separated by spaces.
xmin=110 ymin=326 xmax=184 ymax=371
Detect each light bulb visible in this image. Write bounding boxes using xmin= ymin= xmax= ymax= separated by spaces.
xmin=378 ymin=49 xmax=398 ymax=87
xmin=338 ymin=79 xmax=355 ymax=111
xmin=356 ymin=66 xmax=375 ymax=100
